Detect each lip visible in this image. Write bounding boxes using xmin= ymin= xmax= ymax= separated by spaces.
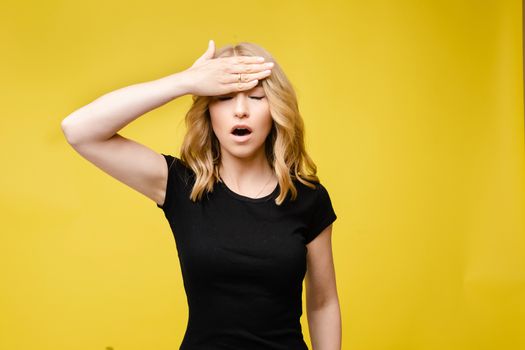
xmin=230 ymin=124 xmax=253 ymax=134
xmin=231 ymin=132 xmax=252 ymax=143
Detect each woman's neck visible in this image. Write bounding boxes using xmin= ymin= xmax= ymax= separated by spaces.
xmin=218 ymin=151 xmax=277 ymax=197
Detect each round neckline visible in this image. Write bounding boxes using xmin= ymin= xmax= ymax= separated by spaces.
xmin=218 ymin=178 xmax=279 ymax=203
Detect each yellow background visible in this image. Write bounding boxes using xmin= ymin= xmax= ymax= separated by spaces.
xmin=1 ymin=0 xmax=524 ymax=349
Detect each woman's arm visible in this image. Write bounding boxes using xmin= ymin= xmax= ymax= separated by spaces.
xmin=305 ymin=224 xmax=342 ymax=350
xmin=59 ymin=42 xmax=271 ymax=207
xmin=61 ymin=72 xmax=189 ymax=144
xmin=61 ymin=40 xmax=270 ymax=144
xmin=59 ymin=71 xmax=191 ymax=206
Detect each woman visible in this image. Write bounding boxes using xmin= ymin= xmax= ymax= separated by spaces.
xmin=61 ymin=40 xmax=341 ymax=350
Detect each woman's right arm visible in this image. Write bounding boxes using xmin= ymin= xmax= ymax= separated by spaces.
xmin=61 ymin=40 xmax=272 ymax=207
xmin=60 ymin=71 xmax=191 ymax=207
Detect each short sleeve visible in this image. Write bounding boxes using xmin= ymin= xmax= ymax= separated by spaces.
xmin=304 ymin=183 xmax=337 ymax=244
xmin=156 ymin=153 xmax=177 ymax=210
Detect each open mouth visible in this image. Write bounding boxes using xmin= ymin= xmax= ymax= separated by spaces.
xmin=231 ymin=128 xmax=252 ymax=136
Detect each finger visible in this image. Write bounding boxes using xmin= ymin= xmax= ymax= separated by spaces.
xmin=224 ymin=55 xmax=266 ymax=65
xmin=233 ymin=79 xmax=260 ymax=91
xmin=192 ymin=40 xmax=216 ymax=66
xmin=252 ymin=69 xmax=272 ymax=80
xmin=224 ymin=70 xmax=271 ymax=84
xmin=206 ymin=39 xmax=215 ymax=58
xmin=226 ymin=62 xmax=274 ymax=74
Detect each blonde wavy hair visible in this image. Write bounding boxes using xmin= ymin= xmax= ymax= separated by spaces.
xmin=179 ymin=42 xmax=319 ymax=205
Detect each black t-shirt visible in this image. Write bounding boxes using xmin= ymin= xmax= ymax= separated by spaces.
xmin=156 ymin=153 xmax=337 ymax=350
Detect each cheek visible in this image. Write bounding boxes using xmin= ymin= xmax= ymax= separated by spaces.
xmin=209 ymin=108 xmax=227 ymax=134
xmin=261 ymin=109 xmax=273 ymax=130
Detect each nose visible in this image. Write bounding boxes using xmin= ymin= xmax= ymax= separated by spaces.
xmin=233 ymin=94 xmax=249 ymax=119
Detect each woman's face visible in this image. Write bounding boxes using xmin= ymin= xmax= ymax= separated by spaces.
xmin=208 ymin=84 xmax=273 ymax=160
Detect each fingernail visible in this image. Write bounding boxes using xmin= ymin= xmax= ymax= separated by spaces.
xmin=257 ymin=56 xmax=265 ymax=62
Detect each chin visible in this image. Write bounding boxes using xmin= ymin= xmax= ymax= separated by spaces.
xmin=223 ymin=142 xmax=266 ymax=159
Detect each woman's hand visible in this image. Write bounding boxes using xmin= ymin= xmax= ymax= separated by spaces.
xmin=181 ymin=40 xmax=274 ymax=97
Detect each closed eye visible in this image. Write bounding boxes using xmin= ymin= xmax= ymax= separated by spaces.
xmin=217 ymin=96 xmax=265 ymax=101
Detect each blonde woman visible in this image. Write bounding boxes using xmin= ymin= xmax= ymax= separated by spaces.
xmin=61 ymin=40 xmax=341 ymax=350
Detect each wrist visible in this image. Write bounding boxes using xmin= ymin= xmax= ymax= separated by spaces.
xmin=160 ymin=70 xmax=192 ymax=99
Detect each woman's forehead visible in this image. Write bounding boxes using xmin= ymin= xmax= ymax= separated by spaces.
xmin=214 ymin=83 xmax=265 ymax=97
xmin=241 ymin=84 xmax=264 ymax=93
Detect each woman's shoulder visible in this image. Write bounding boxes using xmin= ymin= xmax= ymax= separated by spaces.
xmin=161 ymin=154 xmax=191 ymax=171
xmin=292 ymin=176 xmax=323 ymax=191
xmin=289 ymin=176 xmax=327 ymax=202
xmin=161 ymin=153 xmax=196 ymax=183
